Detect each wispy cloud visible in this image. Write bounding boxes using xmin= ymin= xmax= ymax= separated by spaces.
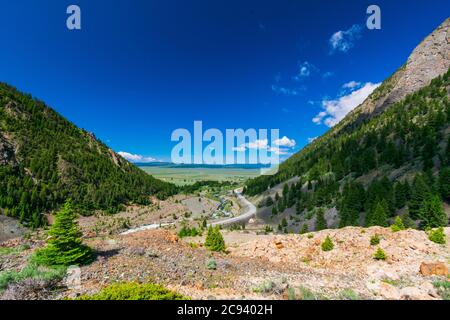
xmin=273 ymin=136 xmax=296 ymax=148
xmin=322 ymin=71 xmax=334 ymax=79
xmin=307 ymin=137 xmax=318 ymax=143
xmin=233 ymin=136 xmax=296 ymax=156
xmin=118 ymin=151 xmax=157 ymax=163
xmin=293 ymin=61 xmax=319 ymax=81
xmin=312 ymin=81 xmax=380 ymax=127
xmin=329 ymin=24 xmax=363 ymax=53
xmin=342 ymin=81 xmax=361 ymax=89
xmin=271 ymin=84 xmax=305 ymax=96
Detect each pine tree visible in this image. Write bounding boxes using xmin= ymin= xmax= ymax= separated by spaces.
xmin=390 ymin=216 xmax=406 ymax=232
xmin=315 ymin=209 xmax=327 ymax=231
xmin=394 ymin=181 xmax=407 ymax=209
xmin=272 ymin=206 xmax=278 ymax=216
xmin=33 ymin=199 xmax=93 ymax=266
xmin=277 ymin=199 xmax=285 ymax=213
xmin=299 ymin=223 xmax=309 ymax=234
xmin=204 ymin=226 xmax=225 ymax=252
xmin=265 ymin=196 xmax=274 ymax=207
xmin=419 ymin=194 xmax=447 ymax=229
xmin=409 ymin=175 xmax=431 ymax=219
xmin=438 ymin=167 xmax=450 ymax=201
xmin=367 ymin=201 xmax=388 ymax=227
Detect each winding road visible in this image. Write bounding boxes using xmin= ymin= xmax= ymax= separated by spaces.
xmin=120 ymin=188 xmax=256 ymax=235
xmin=210 ymin=189 xmax=257 ymax=226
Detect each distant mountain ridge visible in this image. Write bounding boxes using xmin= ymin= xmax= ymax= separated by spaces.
xmin=137 ymin=162 xmax=270 ymax=169
xmin=0 ymin=83 xmax=176 ymax=227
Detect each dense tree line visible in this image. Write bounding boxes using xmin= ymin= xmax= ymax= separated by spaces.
xmin=0 ymin=83 xmax=177 ymax=228
xmin=249 ymin=68 xmax=450 ymax=230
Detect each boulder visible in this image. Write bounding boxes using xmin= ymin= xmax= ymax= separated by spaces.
xmin=274 ymin=241 xmax=284 ymax=249
xmin=419 ymin=262 xmax=448 ymax=276
xmin=378 ymin=282 xmax=401 ymax=300
xmin=400 ymin=287 xmax=434 ymax=300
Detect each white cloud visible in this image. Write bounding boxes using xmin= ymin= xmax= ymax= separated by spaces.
xmin=232 ymin=136 xmax=295 ymax=156
xmin=273 ymin=136 xmax=296 ymax=148
xmin=118 ymin=151 xmax=157 ymax=163
xmin=329 ymin=24 xmax=362 ymax=53
xmin=248 ymin=139 xmax=269 ymax=149
xmin=293 ymin=61 xmax=319 ymax=81
xmin=308 ymin=137 xmax=318 ymax=143
xmin=312 ymin=82 xmax=381 ymax=127
xmin=312 ymin=111 xmax=327 ymax=124
xmin=342 ymin=81 xmax=361 ymax=89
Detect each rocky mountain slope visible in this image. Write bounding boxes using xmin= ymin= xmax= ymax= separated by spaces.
xmin=347 ymin=18 xmax=449 ymax=123
xmin=244 ymin=18 xmax=450 ymax=232
xmin=0 ymin=83 xmax=176 ymax=228
xmin=1 ymin=226 xmax=448 ymax=300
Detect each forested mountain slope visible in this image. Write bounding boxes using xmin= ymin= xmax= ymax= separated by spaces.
xmin=0 ymin=83 xmax=177 ymax=227
xmin=245 ymin=19 xmax=450 ymax=231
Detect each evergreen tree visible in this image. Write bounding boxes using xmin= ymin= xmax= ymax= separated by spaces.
xmin=315 ymin=209 xmax=327 ymax=231
xmin=409 ymin=175 xmax=431 ymax=219
xmin=367 ymin=201 xmax=388 ymax=227
xmin=438 ymin=167 xmax=450 ymax=201
xmin=271 ymin=206 xmax=278 ymax=216
xmin=394 ymin=181 xmax=407 ymax=209
xmin=265 ymin=196 xmax=274 ymax=207
xmin=299 ymin=223 xmax=309 ymax=234
xmin=34 ymin=199 xmax=93 ymax=266
xmin=274 ymin=192 xmax=280 ymax=202
xmin=277 ymin=199 xmax=285 ymax=213
xmin=419 ymin=194 xmax=447 ymax=229
xmin=204 ymin=226 xmax=225 ymax=252
xmin=390 ymin=216 xmax=406 ymax=232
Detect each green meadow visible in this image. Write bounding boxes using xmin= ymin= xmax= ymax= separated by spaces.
xmin=139 ymin=165 xmax=261 ymax=186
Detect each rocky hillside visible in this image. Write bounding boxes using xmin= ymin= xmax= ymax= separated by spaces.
xmin=2 ymin=226 xmax=448 ymax=300
xmin=0 ymin=83 xmax=177 ymax=228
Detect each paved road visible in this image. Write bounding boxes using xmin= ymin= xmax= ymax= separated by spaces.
xmin=210 ymin=189 xmax=257 ymax=227
xmin=120 ymin=189 xmax=256 ymax=235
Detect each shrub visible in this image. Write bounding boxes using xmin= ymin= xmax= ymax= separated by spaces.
xmin=373 ymin=248 xmax=387 ymax=260
xmin=177 ymin=226 xmax=200 ymax=238
xmin=321 ymin=236 xmax=334 ymax=251
xmin=390 ymin=216 xmax=406 ymax=232
xmin=0 ymin=262 xmax=66 ymax=292
xmin=370 ymin=234 xmax=381 ymax=246
xmin=76 ymin=282 xmax=188 ymax=300
xmin=33 ymin=200 xmax=93 ymax=266
xmin=204 ymin=226 xmax=225 ymax=252
xmin=339 ymin=289 xmax=360 ymax=300
xmin=206 ymin=258 xmax=217 ymax=270
xmin=252 ymin=280 xmax=274 ymax=294
xmin=264 ymin=225 xmax=273 ymax=234
xmin=427 ymin=227 xmax=446 ymax=244
xmin=298 ymin=286 xmax=318 ymax=300
xmin=433 ymin=280 xmax=450 ymax=300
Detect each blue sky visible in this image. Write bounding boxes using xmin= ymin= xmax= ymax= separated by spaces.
xmin=0 ymin=1 xmax=449 ymax=163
